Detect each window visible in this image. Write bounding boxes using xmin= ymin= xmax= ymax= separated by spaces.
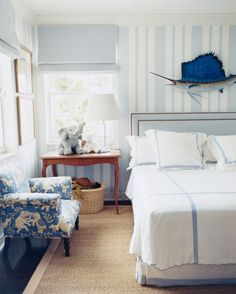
xmin=0 ymin=51 xmax=7 ymax=154
xmin=0 ymin=51 xmax=20 ymax=157
xmin=44 ymin=73 xmax=115 ymax=147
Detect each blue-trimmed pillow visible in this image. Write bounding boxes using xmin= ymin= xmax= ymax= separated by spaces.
xmin=126 ymin=136 xmax=156 ymax=170
xmin=145 ymin=129 xmax=206 ymax=171
xmin=208 ymin=135 xmax=236 ymax=170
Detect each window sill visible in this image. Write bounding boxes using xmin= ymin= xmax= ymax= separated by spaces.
xmin=0 ymin=152 xmax=16 ymax=164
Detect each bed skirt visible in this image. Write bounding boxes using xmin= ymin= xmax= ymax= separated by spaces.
xmin=136 ymin=257 xmax=236 ymax=287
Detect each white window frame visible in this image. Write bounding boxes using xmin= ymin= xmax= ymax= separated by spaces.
xmin=0 ymin=88 xmax=5 ymax=154
xmin=44 ymin=73 xmax=118 ymax=149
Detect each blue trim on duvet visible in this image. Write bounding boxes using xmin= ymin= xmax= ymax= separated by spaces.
xmin=161 ymin=165 xmax=203 ymax=169
xmin=164 ymin=172 xmax=199 ymax=264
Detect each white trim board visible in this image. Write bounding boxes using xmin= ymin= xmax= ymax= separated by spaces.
xmin=33 ymin=14 xmax=236 ymax=26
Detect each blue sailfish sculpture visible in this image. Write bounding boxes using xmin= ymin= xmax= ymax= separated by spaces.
xmin=151 ymin=52 xmax=236 ymax=104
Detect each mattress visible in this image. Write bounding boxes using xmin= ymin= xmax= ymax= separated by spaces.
xmin=126 ymin=165 xmax=236 ymax=286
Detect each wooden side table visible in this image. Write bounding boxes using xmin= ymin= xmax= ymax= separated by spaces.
xmin=41 ymin=150 xmax=121 ymax=214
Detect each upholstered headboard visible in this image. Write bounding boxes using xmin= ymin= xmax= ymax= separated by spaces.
xmin=130 ymin=112 xmax=236 ymax=136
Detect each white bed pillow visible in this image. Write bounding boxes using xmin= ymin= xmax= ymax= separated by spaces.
xmin=208 ymin=135 xmax=236 ymax=170
xmin=126 ymin=136 xmax=156 ymax=169
xmin=145 ymin=129 xmax=205 ymax=170
xmin=203 ymin=139 xmax=217 ymax=163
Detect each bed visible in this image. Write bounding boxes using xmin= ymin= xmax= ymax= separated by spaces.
xmin=126 ymin=112 xmax=236 ymax=287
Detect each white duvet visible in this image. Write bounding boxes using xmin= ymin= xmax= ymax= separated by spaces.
xmin=126 ymin=165 xmax=236 ymax=270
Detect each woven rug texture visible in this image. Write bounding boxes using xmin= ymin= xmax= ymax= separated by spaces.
xmin=35 ymin=206 xmax=236 ymax=294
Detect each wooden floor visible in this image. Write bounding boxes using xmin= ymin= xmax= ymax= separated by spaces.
xmin=0 ymin=238 xmax=49 ymax=294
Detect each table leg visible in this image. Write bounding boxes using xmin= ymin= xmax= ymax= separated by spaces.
xmin=114 ymin=161 xmax=119 ymax=214
xmin=52 ymin=165 xmax=57 ymax=176
xmin=42 ymin=163 xmax=47 ymax=177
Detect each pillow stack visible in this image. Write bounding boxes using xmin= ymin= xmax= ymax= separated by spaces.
xmin=126 ymin=130 xmax=236 ymax=171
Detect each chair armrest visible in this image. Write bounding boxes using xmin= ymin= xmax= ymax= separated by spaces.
xmin=0 ymin=192 xmax=61 ymax=213
xmin=0 ymin=193 xmax=62 ymax=238
xmin=28 ymin=176 xmax=72 ymax=200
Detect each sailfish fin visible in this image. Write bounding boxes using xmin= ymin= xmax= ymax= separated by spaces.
xmin=187 ymin=92 xmax=201 ymax=105
xmin=188 ymin=84 xmax=200 ymax=89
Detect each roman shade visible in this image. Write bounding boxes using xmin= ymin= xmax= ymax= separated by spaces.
xmin=0 ymin=0 xmax=19 ymax=58
xmin=38 ymin=25 xmax=117 ymax=71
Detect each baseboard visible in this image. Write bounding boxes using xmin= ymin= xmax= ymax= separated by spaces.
xmin=104 ymin=200 xmax=131 ymax=206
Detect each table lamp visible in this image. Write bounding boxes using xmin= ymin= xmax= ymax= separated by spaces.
xmin=85 ymin=94 xmax=119 ymax=152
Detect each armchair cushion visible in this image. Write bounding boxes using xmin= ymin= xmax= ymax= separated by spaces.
xmin=0 ymin=163 xmax=29 ymax=195
xmin=59 ymin=200 xmax=80 ymax=237
xmin=0 ymin=192 xmax=61 ymax=238
xmin=29 ymin=177 xmax=72 ymax=200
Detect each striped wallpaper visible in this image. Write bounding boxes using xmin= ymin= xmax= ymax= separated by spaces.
xmin=128 ymin=25 xmax=236 ymax=114
xmin=45 ymin=24 xmax=236 ymax=200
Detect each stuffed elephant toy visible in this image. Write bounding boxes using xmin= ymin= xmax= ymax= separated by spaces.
xmin=57 ymin=122 xmax=86 ymax=155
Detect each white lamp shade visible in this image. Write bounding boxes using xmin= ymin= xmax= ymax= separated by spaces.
xmin=85 ymin=94 xmax=119 ymax=121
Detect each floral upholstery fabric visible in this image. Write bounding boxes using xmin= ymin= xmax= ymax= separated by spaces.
xmin=0 ymin=163 xmax=80 ymax=239
xmin=0 ymin=163 xmax=29 ymax=195
xmin=59 ymin=200 xmax=80 ymax=237
xmin=29 ymin=177 xmax=72 ymax=200
xmin=0 ymin=193 xmax=80 ymax=238
xmin=0 ymin=193 xmax=61 ymax=238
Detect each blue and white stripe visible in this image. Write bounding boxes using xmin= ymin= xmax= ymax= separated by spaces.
xmin=165 ymin=172 xmax=199 ymax=264
xmin=128 ymin=24 xmax=235 ymax=114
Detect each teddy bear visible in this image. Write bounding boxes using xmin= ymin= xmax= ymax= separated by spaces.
xmin=57 ymin=122 xmax=86 ymax=155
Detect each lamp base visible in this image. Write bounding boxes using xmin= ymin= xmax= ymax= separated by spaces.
xmin=101 ymin=121 xmax=111 ymax=153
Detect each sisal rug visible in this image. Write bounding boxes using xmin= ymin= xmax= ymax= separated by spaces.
xmin=34 ymin=206 xmax=236 ymax=294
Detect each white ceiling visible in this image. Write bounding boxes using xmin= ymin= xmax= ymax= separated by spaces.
xmin=21 ymin=0 xmax=236 ymax=16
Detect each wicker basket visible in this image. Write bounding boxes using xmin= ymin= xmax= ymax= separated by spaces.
xmin=73 ymin=184 xmax=105 ymax=214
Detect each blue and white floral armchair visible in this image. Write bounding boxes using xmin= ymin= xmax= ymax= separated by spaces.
xmin=0 ymin=163 xmax=80 ymax=256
